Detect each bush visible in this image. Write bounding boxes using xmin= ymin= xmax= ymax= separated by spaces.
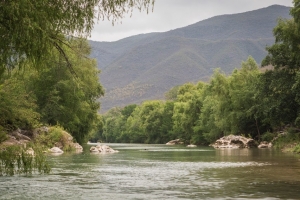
xmin=261 ymin=132 xmax=275 ymax=142
xmin=292 ymin=144 xmax=300 ymax=154
xmin=292 ymin=143 xmax=300 ymax=153
xmin=273 ymin=131 xmax=300 ymax=150
xmin=34 ymin=126 xmax=75 ymax=152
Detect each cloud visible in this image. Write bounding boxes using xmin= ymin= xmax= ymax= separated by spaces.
xmin=89 ymin=0 xmax=293 ymax=42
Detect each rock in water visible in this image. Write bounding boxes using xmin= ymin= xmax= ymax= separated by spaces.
xmin=212 ymin=135 xmax=257 ymax=149
xmin=72 ymin=143 xmax=83 ymax=152
xmin=166 ymin=139 xmax=183 ymax=145
xmin=90 ymin=145 xmax=118 ymax=153
xmin=258 ymin=141 xmax=272 ymax=148
xmin=49 ymin=147 xmax=64 ymax=154
xmin=90 ymin=146 xmax=99 ymax=153
xmin=187 ymin=144 xmax=197 ymax=147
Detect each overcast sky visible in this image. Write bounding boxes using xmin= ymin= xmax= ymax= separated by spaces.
xmin=89 ymin=0 xmax=293 ymax=42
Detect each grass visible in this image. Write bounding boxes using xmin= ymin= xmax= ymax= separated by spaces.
xmin=0 ymin=145 xmax=50 ymax=176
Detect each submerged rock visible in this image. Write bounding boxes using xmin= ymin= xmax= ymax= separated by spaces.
xmin=187 ymin=144 xmax=197 ymax=148
xmin=212 ymin=135 xmax=257 ymax=149
xmin=90 ymin=145 xmax=118 ymax=153
xmin=166 ymin=139 xmax=183 ymax=145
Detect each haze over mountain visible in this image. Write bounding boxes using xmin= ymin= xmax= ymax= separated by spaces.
xmin=90 ymin=5 xmax=291 ymax=112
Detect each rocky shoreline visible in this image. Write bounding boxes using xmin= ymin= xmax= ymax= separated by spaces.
xmin=0 ymin=127 xmax=83 ymax=155
xmin=165 ymin=134 xmax=292 ymax=150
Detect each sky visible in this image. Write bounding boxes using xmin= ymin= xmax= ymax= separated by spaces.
xmin=89 ymin=0 xmax=293 ymax=42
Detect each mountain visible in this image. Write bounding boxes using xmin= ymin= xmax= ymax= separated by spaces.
xmin=90 ymin=5 xmax=291 ymax=112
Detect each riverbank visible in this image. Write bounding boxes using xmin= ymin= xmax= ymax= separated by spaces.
xmin=0 ymin=126 xmax=82 ymax=152
xmin=0 ymin=126 xmax=83 ymax=175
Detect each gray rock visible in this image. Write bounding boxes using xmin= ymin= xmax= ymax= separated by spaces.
xmin=258 ymin=141 xmax=272 ymax=148
xmin=166 ymin=139 xmax=183 ymax=145
xmin=212 ymin=135 xmax=257 ymax=149
xmin=73 ymin=143 xmax=83 ymax=152
xmin=90 ymin=145 xmax=118 ymax=153
xmin=48 ymin=147 xmax=64 ymax=154
xmin=9 ymin=129 xmax=31 ymax=141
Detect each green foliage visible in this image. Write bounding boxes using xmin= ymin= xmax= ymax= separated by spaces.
xmin=165 ymin=85 xmax=180 ymax=101
xmin=96 ymin=57 xmax=271 ymax=144
xmin=35 ymin=127 xmax=63 ymax=148
xmin=260 ymin=1 xmax=300 ymax=131
xmin=34 ymin=126 xmax=75 ymax=152
xmin=0 ymin=39 xmax=104 ymax=144
xmin=0 ymin=145 xmax=50 ymax=176
xmin=95 ymin=100 xmax=175 ymax=144
xmin=0 ymin=0 xmax=154 ymax=73
xmin=0 ymin=127 xmax=8 ymax=143
xmin=27 ymin=39 xmax=104 ymax=143
xmin=273 ymin=132 xmax=300 ymax=150
xmin=292 ymin=143 xmax=300 ymax=153
xmin=0 ymin=133 xmax=7 ymax=144
xmin=261 ymin=132 xmax=275 ymax=142
xmin=0 ymin=72 xmax=40 ymax=131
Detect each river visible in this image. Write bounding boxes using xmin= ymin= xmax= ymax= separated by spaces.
xmin=1 ymin=143 xmax=300 ymax=199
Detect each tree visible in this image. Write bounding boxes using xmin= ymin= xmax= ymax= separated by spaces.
xmin=262 ymin=0 xmax=300 ymax=71
xmin=0 ymin=72 xmax=40 ymax=132
xmin=261 ymin=0 xmax=300 ymax=129
xmin=0 ymin=0 xmax=154 ymax=73
xmin=229 ymin=57 xmax=263 ymax=139
xmin=27 ymin=39 xmax=104 ymax=143
xmin=173 ymin=82 xmax=205 ymax=144
xmin=165 ymin=85 xmax=180 ymax=101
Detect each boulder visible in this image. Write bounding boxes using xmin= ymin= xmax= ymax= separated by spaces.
xmin=1 ymin=135 xmax=30 ymax=148
xmin=9 ymin=128 xmax=31 ymax=141
xmin=72 ymin=143 xmax=83 ymax=152
xmin=212 ymin=135 xmax=257 ymax=149
xmin=90 ymin=146 xmax=99 ymax=153
xmin=32 ymin=126 xmax=49 ymax=139
xmin=258 ymin=141 xmax=272 ymax=148
xmin=90 ymin=145 xmax=118 ymax=153
xmin=166 ymin=139 xmax=183 ymax=145
xmin=48 ymin=147 xmax=64 ymax=154
xmin=187 ymin=144 xmax=197 ymax=148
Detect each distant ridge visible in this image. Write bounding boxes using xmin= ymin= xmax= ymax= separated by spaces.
xmin=90 ymin=5 xmax=291 ymax=112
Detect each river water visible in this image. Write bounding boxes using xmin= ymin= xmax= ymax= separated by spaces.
xmin=1 ymin=143 xmax=300 ymax=199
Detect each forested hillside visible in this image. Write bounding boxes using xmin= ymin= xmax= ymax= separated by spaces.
xmin=90 ymin=5 xmax=291 ymax=112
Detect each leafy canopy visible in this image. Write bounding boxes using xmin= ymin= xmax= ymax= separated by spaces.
xmin=0 ymin=0 xmax=154 ymax=73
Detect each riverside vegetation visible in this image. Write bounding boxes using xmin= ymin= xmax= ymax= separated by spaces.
xmin=0 ymin=0 xmax=154 ymax=175
xmin=92 ymin=1 xmax=300 ymax=154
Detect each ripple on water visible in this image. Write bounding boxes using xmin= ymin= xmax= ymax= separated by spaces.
xmin=90 ymin=160 xmax=269 ymax=198
xmin=1 ymin=144 xmax=295 ymax=200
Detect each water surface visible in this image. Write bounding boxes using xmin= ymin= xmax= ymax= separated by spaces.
xmin=1 ymin=143 xmax=300 ymax=199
